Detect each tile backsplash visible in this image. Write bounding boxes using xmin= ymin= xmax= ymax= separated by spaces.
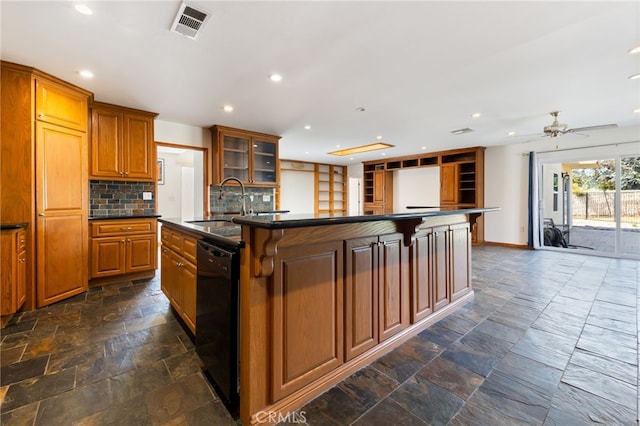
xmin=209 ymin=186 xmax=275 ymax=213
xmin=90 ymin=180 xmax=155 ymax=217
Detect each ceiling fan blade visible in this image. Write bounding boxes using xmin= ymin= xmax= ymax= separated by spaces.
xmin=566 ymin=124 xmax=618 ymax=133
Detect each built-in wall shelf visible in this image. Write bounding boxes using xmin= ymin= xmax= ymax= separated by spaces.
xmin=363 ymin=146 xmax=485 ymax=243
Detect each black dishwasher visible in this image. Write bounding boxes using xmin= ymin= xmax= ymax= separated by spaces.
xmin=196 ymin=240 xmax=240 ymax=416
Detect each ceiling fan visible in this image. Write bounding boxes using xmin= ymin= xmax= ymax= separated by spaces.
xmin=542 ymin=111 xmax=618 ymax=138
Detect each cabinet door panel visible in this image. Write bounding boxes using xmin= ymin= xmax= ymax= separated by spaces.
xmin=432 ymin=227 xmax=449 ymax=311
xmin=37 ymin=215 xmax=87 ymax=305
xmin=271 ymin=241 xmax=343 ymax=401
xmin=440 ymin=164 xmax=458 ymax=204
xmin=90 ymin=108 xmax=122 ymax=178
xmin=379 ymin=234 xmax=409 ymax=341
xmin=38 ymin=123 xmax=86 ymax=211
xmin=35 ymin=79 xmax=87 ymax=131
xmin=91 ymin=237 xmax=126 ymax=277
xmin=160 ymin=248 xmax=173 ymax=298
xmin=123 ymin=113 xmax=154 ymax=180
xmin=450 ymin=223 xmax=471 ymax=301
xmin=181 ymin=261 xmax=197 ymax=334
xmin=126 ymin=234 xmax=156 ymax=272
xmin=36 ymin=122 xmax=87 ymax=307
xmin=344 ymin=237 xmax=378 ymax=361
xmin=373 ymin=171 xmax=385 ymax=203
xmin=411 ymin=231 xmax=433 ymax=322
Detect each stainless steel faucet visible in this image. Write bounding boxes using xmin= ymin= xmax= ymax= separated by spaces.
xmin=218 ymin=176 xmax=247 ymax=216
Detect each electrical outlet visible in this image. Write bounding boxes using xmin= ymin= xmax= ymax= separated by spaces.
xmin=262 ymin=195 xmax=271 ymax=202
xmin=142 ymin=192 xmax=153 ymax=200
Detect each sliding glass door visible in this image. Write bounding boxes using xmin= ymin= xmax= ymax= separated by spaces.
xmin=538 ymin=147 xmax=639 ymax=259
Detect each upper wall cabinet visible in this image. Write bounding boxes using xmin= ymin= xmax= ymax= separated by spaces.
xmin=210 ymin=125 xmax=280 ymax=187
xmin=90 ymin=102 xmax=158 ymax=182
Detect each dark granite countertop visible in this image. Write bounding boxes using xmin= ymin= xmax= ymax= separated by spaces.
xmin=89 ymin=215 xmax=161 ymax=221
xmin=1 ymin=223 xmax=28 ymax=231
xmin=159 ymin=217 xmax=243 ymax=249
xmin=232 ymin=207 xmax=499 ymax=229
xmin=160 ymin=207 xmax=498 ymax=247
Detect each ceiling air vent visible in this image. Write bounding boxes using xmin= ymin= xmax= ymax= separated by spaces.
xmin=171 ymin=2 xmax=211 ymax=40
xmin=450 ymin=128 xmax=474 ymax=135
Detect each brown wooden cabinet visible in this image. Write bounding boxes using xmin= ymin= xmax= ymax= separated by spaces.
xmin=344 ymin=233 xmax=409 ymax=361
xmin=90 ymin=218 xmax=157 ymax=279
xmin=210 ymin=125 xmax=280 ymax=186
xmin=363 ymin=147 xmax=484 ymax=243
xmin=2 ymin=62 xmax=92 ymax=309
xmin=270 ymin=240 xmax=343 ymax=401
xmin=90 ymin=102 xmax=157 ymax=181
xmin=160 ymin=224 xmax=200 ymax=333
xmin=1 ymin=228 xmax=27 ymax=316
xmin=363 ymin=163 xmax=393 ymax=214
xmin=411 ymin=221 xmax=471 ymax=318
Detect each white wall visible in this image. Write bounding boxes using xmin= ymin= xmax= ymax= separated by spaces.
xmin=280 ymin=170 xmax=315 ymax=214
xmin=393 ymin=167 xmax=440 ymax=212
xmin=157 ymin=152 xmax=183 ymax=219
xmin=155 ymin=120 xmax=208 ymax=148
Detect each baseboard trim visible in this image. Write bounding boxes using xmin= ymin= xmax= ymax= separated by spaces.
xmin=483 ymin=241 xmax=531 ymax=250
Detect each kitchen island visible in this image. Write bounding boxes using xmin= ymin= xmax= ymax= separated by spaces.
xmin=229 ymin=207 xmax=496 ymax=425
xmin=161 ymin=208 xmax=497 ymax=424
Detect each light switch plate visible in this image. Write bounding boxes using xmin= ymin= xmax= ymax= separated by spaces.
xmin=142 ymin=192 xmax=153 ymax=200
xmin=262 ymin=195 xmax=271 ymax=202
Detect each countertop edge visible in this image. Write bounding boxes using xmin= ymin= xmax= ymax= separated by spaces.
xmin=1 ymin=223 xmax=28 ymax=230
xmin=89 ymin=215 xmax=161 ymax=221
xmin=232 ymin=207 xmax=500 ymax=229
xmin=159 ymin=218 xmax=244 ymax=249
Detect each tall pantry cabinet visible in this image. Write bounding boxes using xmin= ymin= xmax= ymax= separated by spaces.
xmin=1 ymin=61 xmax=91 ymax=309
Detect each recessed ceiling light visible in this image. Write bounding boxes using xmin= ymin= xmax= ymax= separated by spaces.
xmin=450 ymin=127 xmax=474 ymax=135
xmin=421 ymin=146 xmax=426 ymax=150
xmin=376 ymin=135 xmax=382 ymax=140
xmin=634 ymin=108 xmax=640 ymax=113
xmin=74 ymin=4 xmax=93 ymax=15
xmin=349 ymin=157 xmax=355 ymax=160
xmin=507 ymin=131 xmax=516 ymax=136
xmin=269 ymin=74 xmax=282 ymax=82
xmin=79 ymin=70 xmax=94 ymax=79
xmin=628 ymin=45 xmax=640 ymax=54
xmin=381 ymin=153 xmax=386 ymax=156
xmin=305 ymin=151 xmax=309 ymax=154
xmin=356 ymin=107 xmax=365 ymax=112
xmin=304 ymin=125 xmax=311 ymax=130
xmin=223 ymin=105 xmax=234 ymax=112
xmin=471 ymin=112 xmax=481 ymax=118
xmin=629 ymin=74 xmax=640 ymax=80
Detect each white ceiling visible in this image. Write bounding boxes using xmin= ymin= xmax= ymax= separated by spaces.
xmin=1 ymin=1 xmax=638 ymax=165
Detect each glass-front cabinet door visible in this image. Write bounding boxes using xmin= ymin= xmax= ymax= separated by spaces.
xmin=212 ymin=125 xmax=280 ymax=187
xmin=251 ymin=139 xmax=277 ymax=185
xmin=222 ymin=134 xmax=249 ymax=181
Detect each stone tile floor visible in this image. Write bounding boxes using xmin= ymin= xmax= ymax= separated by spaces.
xmin=1 ymin=246 xmax=638 ymax=425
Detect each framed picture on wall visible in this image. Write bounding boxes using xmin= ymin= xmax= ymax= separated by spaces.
xmin=157 ymin=158 xmax=165 ymax=185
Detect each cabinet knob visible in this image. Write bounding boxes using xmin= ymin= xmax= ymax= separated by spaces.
xmin=124 ymin=172 xmax=128 ymax=176
xmin=121 ymin=240 xmax=126 ymax=243
xmin=38 ymin=113 xmax=45 ymax=118
xmin=38 ymin=213 xmax=45 ymax=217
xmin=120 ymin=227 xmax=133 ymax=231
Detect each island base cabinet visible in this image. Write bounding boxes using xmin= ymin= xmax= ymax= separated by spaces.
xmin=345 ymin=234 xmax=410 ymax=361
xmin=412 ymin=222 xmax=471 ymax=319
xmin=160 ymin=226 xmax=199 ymax=334
xmin=270 ymin=241 xmax=344 ymax=401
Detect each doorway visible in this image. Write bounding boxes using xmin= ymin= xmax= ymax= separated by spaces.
xmin=538 ymin=145 xmax=639 ymax=259
xmin=156 ymin=142 xmax=208 ymax=220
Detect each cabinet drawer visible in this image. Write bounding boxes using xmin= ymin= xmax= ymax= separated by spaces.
xmin=182 ymin=236 xmax=198 ymax=264
xmin=91 ymin=219 xmax=156 ymax=237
